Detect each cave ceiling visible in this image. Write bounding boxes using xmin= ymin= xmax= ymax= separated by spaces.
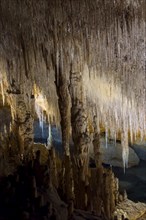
xmin=0 ymin=0 xmax=145 ymax=146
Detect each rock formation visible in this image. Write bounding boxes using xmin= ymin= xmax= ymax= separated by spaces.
xmin=99 ymin=138 xmax=140 ymax=168
xmin=0 ymin=0 xmax=145 ymax=219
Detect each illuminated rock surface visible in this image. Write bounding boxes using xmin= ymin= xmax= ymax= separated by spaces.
xmin=100 ymin=138 xmax=140 ymax=168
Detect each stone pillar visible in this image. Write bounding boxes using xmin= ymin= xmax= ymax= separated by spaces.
xmin=55 ymin=68 xmax=71 ymax=157
xmin=10 ymin=95 xmax=34 ymax=159
xmin=89 ymin=113 xmax=103 ymax=214
xmin=68 ymin=64 xmax=120 ymax=217
xmin=69 ymin=70 xmax=91 ymax=209
xmin=92 ymin=114 xmax=101 ymax=167
xmin=69 ymin=71 xmax=91 ymax=177
xmin=55 ymin=65 xmax=74 ymax=216
xmin=102 ymin=168 xmax=116 ymax=219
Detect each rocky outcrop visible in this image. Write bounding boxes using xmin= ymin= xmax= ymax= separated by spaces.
xmin=131 ymin=141 xmax=146 ymax=161
xmin=100 ymin=138 xmax=140 ymax=168
xmin=114 ymin=199 xmax=146 ymax=220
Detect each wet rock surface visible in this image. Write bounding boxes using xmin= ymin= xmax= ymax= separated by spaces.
xmin=131 ymin=141 xmax=146 ymax=161
xmin=100 ymin=139 xmax=140 ymax=168
xmin=113 ymin=160 xmax=146 ymax=203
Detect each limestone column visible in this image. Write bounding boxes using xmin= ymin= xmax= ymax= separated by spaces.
xmin=69 ymin=69 xmax=91 ymax=210
xmin=55 ymin=64 xmax=74 ymax=216
xmin=55 ymin=68 xmax=71 ymax=157
xmin=92 ymin=114 xmax=101 ymax=167
xmin=10 ymin=94 xmax=34 ymax=160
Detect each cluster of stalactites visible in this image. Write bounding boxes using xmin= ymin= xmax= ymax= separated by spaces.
xmin=0 ymin=0 xmax=145 ymax=169
xmin=34 ymin=84 xmax=58 ymax=146
xmin=36 ymin=0 xmax=145 ymax=169
xmin=83 ymin=65 xmax=146 ymax=170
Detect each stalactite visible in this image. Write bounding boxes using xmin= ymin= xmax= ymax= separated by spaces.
xmin=35 ymin=93 xmax=45 ymax=137
xmin=47 ymin=124 xmax=52 ymax=148
xmin=121 ymin=129 xmax=129 ymax=172
xmin=34 ymin=84 xmax=60 ymax=129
